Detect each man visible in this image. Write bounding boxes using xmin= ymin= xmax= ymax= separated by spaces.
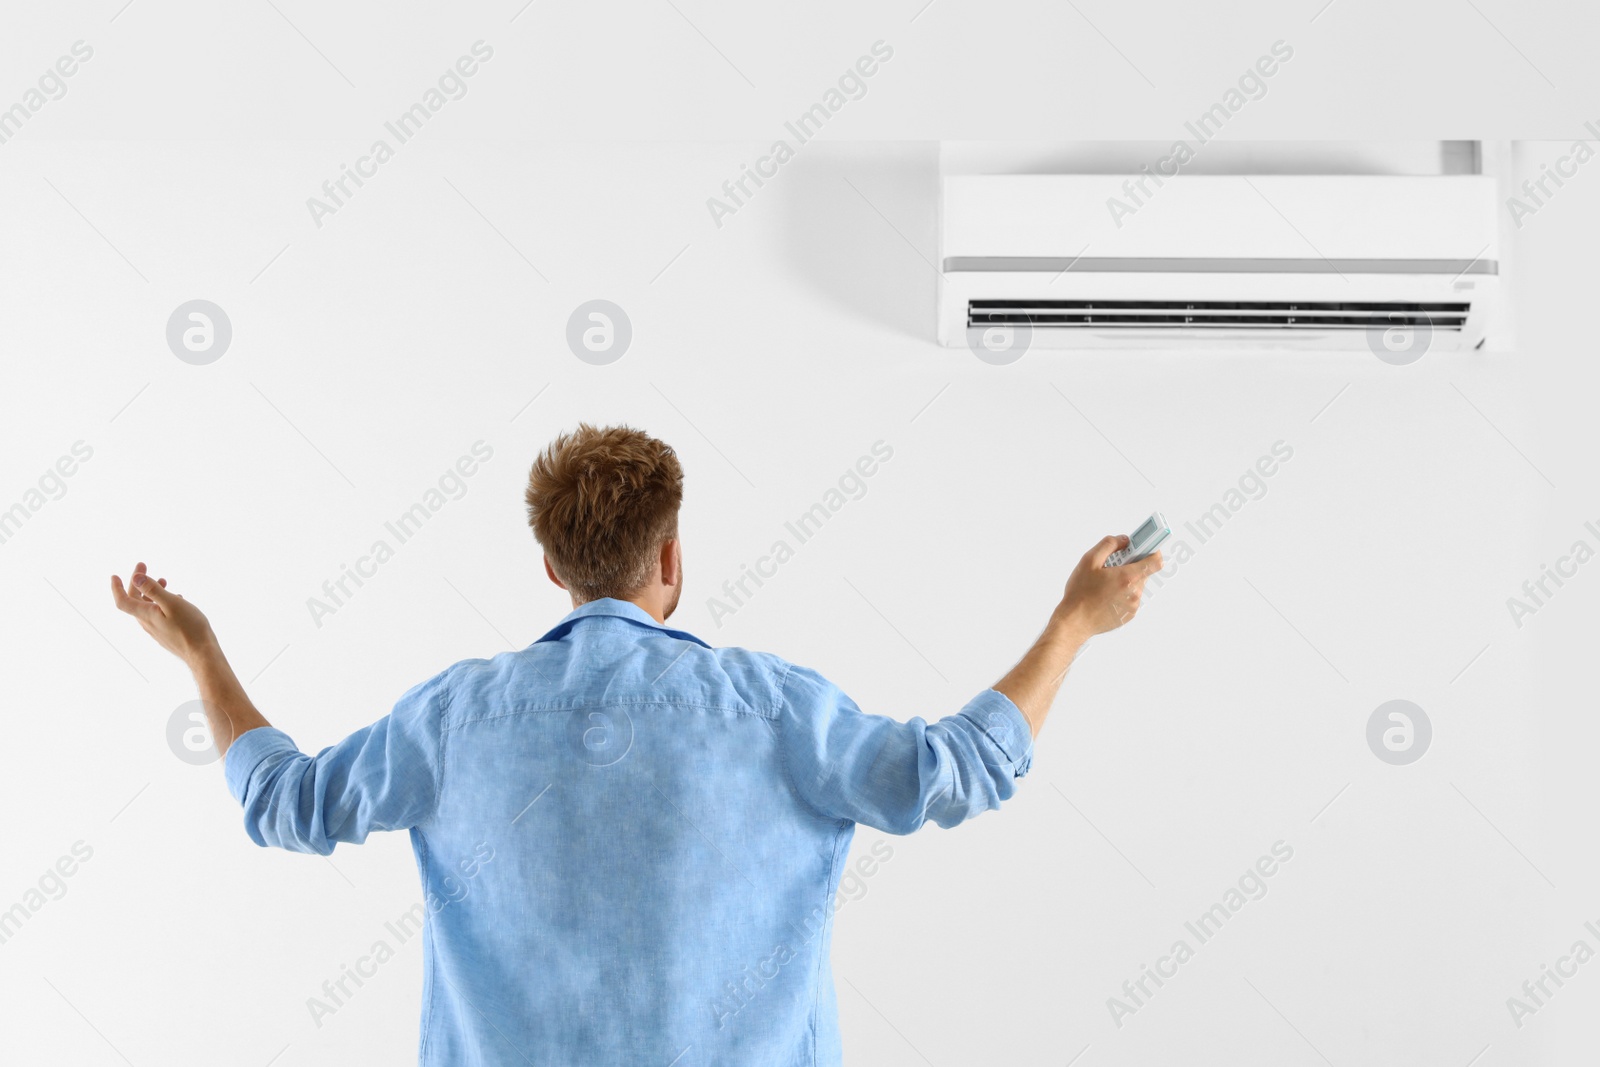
xmin=112 ymin=423 xmax=1161 ymax=1065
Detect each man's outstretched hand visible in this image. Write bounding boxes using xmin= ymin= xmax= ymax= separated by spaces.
xmin=110 ymin=563 xmax=268 ymax=756
xmin=111 ymin=562 xmax=218 ymax=665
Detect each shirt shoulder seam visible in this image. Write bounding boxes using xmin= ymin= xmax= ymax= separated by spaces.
xmin=433 ymin=667 xmax=459 ymax=823
xmin=775 ymin=661 xmax=850 ymax=828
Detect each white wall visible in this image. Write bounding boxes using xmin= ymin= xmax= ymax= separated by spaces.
xmin=1 ymin=7 xmax=1597 ymax=1066
xmin=2 ymin=135 xmax=1592 ymax=1065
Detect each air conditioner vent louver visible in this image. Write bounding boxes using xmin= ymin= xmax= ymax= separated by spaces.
xmin=968 ymin=300 xmax=1470 ymax=331
xmin=939 ymin=175 xmax=1502 ymax=351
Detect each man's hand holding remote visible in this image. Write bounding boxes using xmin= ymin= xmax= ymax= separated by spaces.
xmin=994 ymin=534 xmax=1164 ymax=737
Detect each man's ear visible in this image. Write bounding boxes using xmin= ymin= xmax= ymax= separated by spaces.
xmin=543 ymin=557 xmax=567 ymax=590
xmin=660 ymin=538 xmax=681 ymax=587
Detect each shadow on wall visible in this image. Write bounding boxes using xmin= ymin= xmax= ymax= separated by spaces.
xmin=777 ymin=143 xmax=941 ymax=343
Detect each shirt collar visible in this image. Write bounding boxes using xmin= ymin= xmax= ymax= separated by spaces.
xmin=533 ymin=598 xmax=712 ymax=649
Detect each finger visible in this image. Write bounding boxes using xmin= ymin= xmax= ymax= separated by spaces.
xmin=140 ymin=569 xmax=168 ymax=597
xmin=1087 ymin=534 xmax=1129 ymax=567
xmin=111 ymin=575 xmax=157 ymax=618
xmin=130 ymin=562 xmax=156 ymax=601
xmin=131 ymin=571 xmax=177 ymax=610
xmin=1134 ymin=551 xmax=1165 ymax=578
xmin=110 ymin=574 xmax=134 ymax=611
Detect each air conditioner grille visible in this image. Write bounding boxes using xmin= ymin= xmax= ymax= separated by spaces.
xmin=968 ymin=300 xmax=1469 ymax=330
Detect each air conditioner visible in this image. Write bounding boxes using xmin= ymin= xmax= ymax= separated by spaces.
xmin=938 ymin=175 xmax=1502 ymax=354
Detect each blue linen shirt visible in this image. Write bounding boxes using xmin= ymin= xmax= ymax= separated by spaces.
xmin=226 ymin=598 xmax=1034 ymax=1065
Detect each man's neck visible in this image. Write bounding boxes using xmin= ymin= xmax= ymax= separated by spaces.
xmin=628 ymin=596 xmax=668 ymax=624
xmin=573 ymin=595 xmax=668 ymax=625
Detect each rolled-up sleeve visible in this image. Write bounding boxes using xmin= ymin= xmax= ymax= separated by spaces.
xmin=223 ymin=669 xmax=451 ymax=854
xmin=777 ymin=665 xmax=1033 ymax=834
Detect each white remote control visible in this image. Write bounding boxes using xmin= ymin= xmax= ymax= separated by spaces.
xmin=1104 ymin=512 xmax=1170 ymax=567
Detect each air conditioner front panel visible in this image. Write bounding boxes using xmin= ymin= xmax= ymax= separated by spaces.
xmin=937 ymin=174 xmax=1501 ymax=352
xmin=942 ymin=175 xmax=1500 ymax=261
